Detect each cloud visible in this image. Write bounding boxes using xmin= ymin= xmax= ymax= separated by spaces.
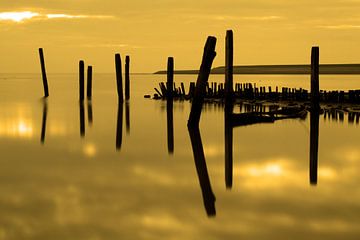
xmin=318 ymin=24 xmax=360 ymax=29
xmin=0 ymin=11 xmax=114 ymax=23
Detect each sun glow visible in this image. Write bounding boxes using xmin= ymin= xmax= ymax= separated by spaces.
xmin=0 ymin=11 xmax=39 ymax=22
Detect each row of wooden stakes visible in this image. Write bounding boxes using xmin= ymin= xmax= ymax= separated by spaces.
xmin=38 ymin=48 xmax=131 ymax=102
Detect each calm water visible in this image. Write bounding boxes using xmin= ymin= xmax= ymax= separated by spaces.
xmin=0 ymin=73 xmax=360 ymax=239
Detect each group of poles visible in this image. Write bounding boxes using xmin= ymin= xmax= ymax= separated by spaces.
xmin=38 ymin=48 xmax=131 ymax=102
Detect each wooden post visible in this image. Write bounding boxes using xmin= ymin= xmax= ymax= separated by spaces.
xmin=224 ymin=30 xmax=233 ymax=189
xmin=188 ymin=36 xmax=217 ymax=126
xmin=115 ymin=53 xmax=124 ymax=102
xmin=167 ymin=57 xmax=174 ymax=100
xmin=79 ymin=60 xmax=85 ymax=101
xmin=311 ymin=47 xmax=320 ymax=109
xmin=125 ymin=55 xmax=130 ymax=100
xmin=87 ymin=65 xmax=93 ymax=99
xmin=38 ymin=48 xmax=49 ymax=97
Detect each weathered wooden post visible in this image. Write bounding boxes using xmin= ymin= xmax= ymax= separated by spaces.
xmin=167 ymin=57 xmax=174 ymax=100
xmin=125 ymin=56 xmax=130 ymax=100
xmin=115 ymin=53 xmax=124 ymax=102
xmin=224 ymin=30 xmax=233 ymax=189
xmin=79 ymin=60 xmax=85 ymax=101
xmin=87 ymin=65 xmax=93 ymax=99
xmin=38 ymin=48 xmax=49 ymax=97
xmin=188 ymin=36 xmax=217 ymax=126
xmin=311 ymin=47 xmax=320 ymax=109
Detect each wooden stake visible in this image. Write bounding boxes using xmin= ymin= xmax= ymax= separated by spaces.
xmin=188 ymin=36 xmax=217 ymax=126
xmin=125 ymin=56 xmax=130 ymax=100
xmin=38 ymin=48 xmax=49 ymax=97
xmin=87 ymin=65 xmax=93 ymax=99
xmin=79 ymin=60 xmax=85 ymax=101
xmin=311 ymin=47 xmax=320 ymax=109
xmin=167 ymin=57 xmax=174 ymax=100
xmin=115 ymin=53 xmax=123 ymax=102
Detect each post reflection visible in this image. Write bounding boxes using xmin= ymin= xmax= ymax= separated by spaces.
xmin=40 ymin=99 xmax=48 ymax=144
xmin=79 ymin=101 xmax=85 ymax=138
xmin=188 ymin=125 xmax=216 ymax=217
xmin=126 ymin=101 xmax=130 ymax=134
xmin=116 ymin=103 xmax=123 ymax=150
xmin=224 ymin=102 xmax=233 ymax=189
xmin=167 ymin=100 xmax=174 ymax=154
xmin=87 ymin=101 xmax=93 ymax=126
xmin=309 ymin=109 xmax=320 ymax=185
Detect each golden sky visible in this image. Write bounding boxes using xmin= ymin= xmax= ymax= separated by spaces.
xmin=1 ymin=0 xmax=360 ymax=73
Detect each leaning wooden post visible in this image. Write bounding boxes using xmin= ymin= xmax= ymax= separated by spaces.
xmin=188 ymin=36 xmax=217 ymax=126
xmin=167 ymin=57 xmax=174 ymax=100
xmin=125 ymin=56 xmax=130 ymax=100
xmin=87 ymin=65 xmax=93 ymax=99
xmin=115 ymin=53 xmax=124 ymax=102
xmin=311 ymin=46 xmax=320 ymax=109
xmin=224 ymin=30 xmax=233 ymax=189
xmin=38 ymin=48 xmax=49 ymax=97
xmin=79 ymin=60 xmax=85 ymax=101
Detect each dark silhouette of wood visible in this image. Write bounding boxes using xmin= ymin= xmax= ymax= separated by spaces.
xmin=311 ymin=47 xmax=320 ymax=109
xmin=116 ymin=103 xmax=123 ymax=150
xmin=154 ymin=88 xmax=163 ymax=98
xmin=125 ymin=102 xmax=130 ymax=134
xmin=188 ymin=125 xmax=216 ymax=216
xmin=87 ymin=65 xmax=93 ymax=99
xmin=87 ymin=101 xmax=93 ymax=125
xmin=40 ymin=99 xmax=48 ymax=144
xmin=115 ymin=54 xmax=124 ymax=102
xmin=181 ymin=82 xmax=186 ymax=96
xmin=79 ymin=60 xmax=85 ymax=101
xmin=225 ymin=30 xmax=233 ymax=103
xmin=125 ymin=55 xmax=130 ymax=100
xmin=310 ymin=109 xmax=320 ymax=185
xmin=79 ymin=101 xmax=85 ymax=137
xmin=188 ymin=36 xmax=217 ymax=126
xmin=38 ymin=48 xmax=49 ymax=97
xmin=167 ymin=57 xmax=174 ymax=100
xmin=167 ymin=100 xmax=174 ymax=154
xmin=224 ymin=30 xmax=234 ymax=189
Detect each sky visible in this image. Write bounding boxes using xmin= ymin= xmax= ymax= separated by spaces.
xmin=1 ymin=0 xmax=360 ymax=73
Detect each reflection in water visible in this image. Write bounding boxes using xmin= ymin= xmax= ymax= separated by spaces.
xmin=87 ymin=101 xmax=93 ymax=126
xmin=167 ymin=100 xmax=174 ymax=154
xmin=310 ymin=109 xmax=320 ymax=185
xmin=126 ymin=101 xmax=130 ymax=134
xmin=40 ymin=99 xmax=48 ymax=144
xmin=79 ymin=102 xmax=85 ymax=138
xmin=188 ymin=125 xmax=216 ymax=217
xmin=224 ymin=102 xmax=233 ymax=189
xmin=116 ymin=103 xmax=123 ymax=150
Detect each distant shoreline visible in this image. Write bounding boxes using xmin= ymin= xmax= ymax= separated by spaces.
xmin=154 ymin=64 xmax=360 ymax=75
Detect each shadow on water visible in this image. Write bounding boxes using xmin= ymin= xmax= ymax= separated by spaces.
xmin=167 ymin=99 xmax=174 ymax=154
xmin=40 ymin=99 xmax=48 ymax=144
xmin=188 ymin=125 xmax=216 ymax=217
xmin=116 ymin=102 xmax=123 ymax=151
xmin=126 ymin=101 xmax=130 ymax=134
xmin=310 ymin=109 xmax=320 ymax=185
xmin=79 ymin=101 xmax=85 ymax=137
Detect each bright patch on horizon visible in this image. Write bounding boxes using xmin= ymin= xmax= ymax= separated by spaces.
xmin=0 ymin=11 xmax=113 ymax=23
xmin=319 ymin=24 xmax=360 ymax=29
xmin=0 ymin=11 xmax=39 ymax=22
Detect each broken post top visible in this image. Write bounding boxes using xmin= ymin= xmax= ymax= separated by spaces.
xmin=225 ymin=30 xmax=234 ymax=102
xmin=188 ymin=36 xmax=217 ymax=127
xmin=311 ymin=46 xmax=320 ymax=110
